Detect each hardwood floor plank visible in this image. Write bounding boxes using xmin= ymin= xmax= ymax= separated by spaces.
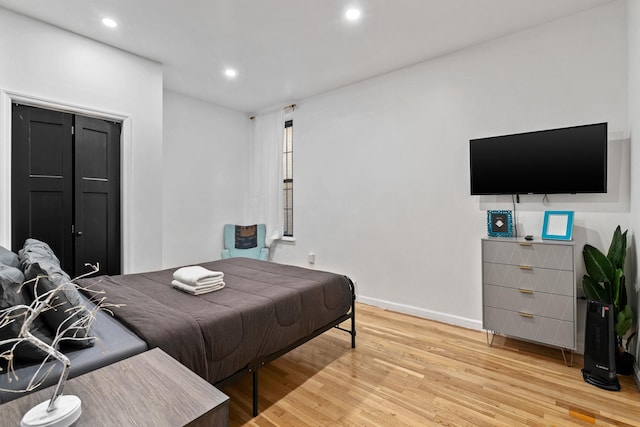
xmin=222 ymin=303 xmax=640 ymax=426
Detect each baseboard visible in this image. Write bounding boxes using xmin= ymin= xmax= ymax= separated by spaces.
xmin=356 ymin=296 xmax=482 ymax=331
xmin=356 ymin=296 xmax=588 ymax=357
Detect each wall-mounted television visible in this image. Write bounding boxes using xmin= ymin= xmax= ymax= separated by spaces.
xmin=469 ymin=122 xmax=607 ymax=195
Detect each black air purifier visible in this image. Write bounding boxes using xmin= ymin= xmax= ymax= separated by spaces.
xmin=582 ymin=300 xmax=620 ymax=391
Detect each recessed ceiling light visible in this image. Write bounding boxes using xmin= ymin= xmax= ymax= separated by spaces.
xmin=345 ymin=8 xmax=361 ymax=21
xmin=102 ymin=18 xmax=118 ymax=28
xmin=224 ymin=68 xmax=238 ymax=79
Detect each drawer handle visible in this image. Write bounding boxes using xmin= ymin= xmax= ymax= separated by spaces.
xmin=519 ymin=312 xmax=533 ymax=318
xmin=518 ymin=242 xmax=533 ymax=246
xmin=518 ymin=289 xmax=533 ymax=294
xmin=518 ymin=265 xmax=533 ymax=270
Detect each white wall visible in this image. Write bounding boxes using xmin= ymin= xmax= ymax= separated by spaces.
xmin=272 ymin=0 xmax=629 ymax=343
xmin=0 ymin=8 xmax=164 ymax=273
xmin=1 ymin=2 xmax=632 ymax=358
xmin=162 ymin=90 xmax=251 ymax=268
xmin=626 ymin=0 xmax=640 ymax=382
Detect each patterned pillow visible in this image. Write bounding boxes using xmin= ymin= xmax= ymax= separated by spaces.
xmin=235 ymin=225 xmax=258 ymax=249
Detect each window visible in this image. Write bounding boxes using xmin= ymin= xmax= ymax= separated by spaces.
xmin=283 ymin=120 xmax=293 ymax=237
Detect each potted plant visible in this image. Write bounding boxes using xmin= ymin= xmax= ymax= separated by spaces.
xmin=582 ymin=226 xmax=636 ymax=375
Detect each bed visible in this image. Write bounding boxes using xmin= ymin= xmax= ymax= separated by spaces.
xmin=76 ymin=257 xmax=356 ymax=415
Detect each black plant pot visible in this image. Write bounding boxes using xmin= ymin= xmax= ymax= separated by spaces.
xmin=616 ymin=351 xmax=635 ymax=376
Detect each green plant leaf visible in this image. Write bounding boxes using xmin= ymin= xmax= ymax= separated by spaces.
xmin=612 ymin=268 xmax=623 ymax=308
xmin=581 ymin=274 xmax=609 ymax=303
xmin=604 ymin=282 xmax=613 ymax=306
xmin=607 ymin=226 xmax=627 ymax=270
xmin=583 ymin=244 xmax=614 ymax=284
xmin=619 ymin=274 xmax=627 ymax=310
xmin=615 ymin=304 xmax=634 ymax=337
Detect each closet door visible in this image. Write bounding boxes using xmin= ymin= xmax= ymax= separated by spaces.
xmin=11 ymin=105 xmax=74 ymax=271
xmin=74 ymin=116 xmax=121 ymax=276
xmin=12 ymin=104 xmax=121 ymax=277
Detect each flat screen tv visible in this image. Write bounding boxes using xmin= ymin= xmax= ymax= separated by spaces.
xmin=469 ymin=122 xmax=607 ymax=195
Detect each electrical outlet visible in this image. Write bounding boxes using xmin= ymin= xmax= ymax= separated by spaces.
xmin=308 ymin=252 xmax=315 ymax=264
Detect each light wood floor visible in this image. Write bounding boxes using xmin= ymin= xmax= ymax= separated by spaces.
xmin=221 ymin=303 xmax=640 ymax=426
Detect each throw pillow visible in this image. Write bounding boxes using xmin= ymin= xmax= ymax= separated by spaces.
xmin=19 ymin=239 xmax=95 ymax=348
xmin=0 ymin=245 xmax=20 ymax=269
xmin=0 ymin=264 xmax=55 ymax=363
xmin=235 ymin=225 xmax=258 ymax=249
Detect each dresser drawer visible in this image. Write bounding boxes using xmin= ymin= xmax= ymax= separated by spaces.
xmin=483 ymin=263 xmax=574 ymax=296
xmin=482 ymin=240 xmax=573 ymax=271
xmin=483 ymin=284 xmax=573 ymax=321
xmin=483 ymin=306 xmax=575 ymax=349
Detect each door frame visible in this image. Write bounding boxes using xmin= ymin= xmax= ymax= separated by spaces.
xmin=0 ymin=89 xmax=132 ymax=273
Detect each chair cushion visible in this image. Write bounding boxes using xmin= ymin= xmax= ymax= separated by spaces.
xmin=223 ymin=224 xmax=268 ymax=260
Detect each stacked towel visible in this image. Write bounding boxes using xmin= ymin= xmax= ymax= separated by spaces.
xmin=171 ymin=279 xmax=224 ymax=295
xmin=172 ymin=266 xmax=225 ymax=295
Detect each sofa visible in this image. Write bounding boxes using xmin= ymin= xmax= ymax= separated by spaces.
xmin=0 ymin=239 xmax=146 ymax=404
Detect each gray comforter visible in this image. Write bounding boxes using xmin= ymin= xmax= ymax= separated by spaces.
xmin=77 ymin=258 xmax=352 ymax=383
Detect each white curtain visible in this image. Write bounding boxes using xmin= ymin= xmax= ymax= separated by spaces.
xmin=249 ymin=109 xmax=284 ymax=247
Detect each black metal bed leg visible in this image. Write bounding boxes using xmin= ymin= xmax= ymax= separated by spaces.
xmin=252 ymin=368 xmax=259 ymax=416
xmin=347 ymin=276 xmax=356 ymax=349
xmin=351 ymin=295 xmax=356 ymax=349
xmin=243 ymin=276 xmax=354 ymax=418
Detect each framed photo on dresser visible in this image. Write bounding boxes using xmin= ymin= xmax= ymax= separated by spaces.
xmin=487 ymin=210 xmax=513 ymax=238
xmin=542 ymin=211 xmax=574 ymax=240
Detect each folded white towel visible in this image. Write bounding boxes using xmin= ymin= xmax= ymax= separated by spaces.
xmin=173 ymin=266 xmax=224 ymax=287
xmin=172 ymin=280 xmax=225 ymax=295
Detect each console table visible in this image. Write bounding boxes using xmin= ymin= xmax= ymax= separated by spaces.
xmin=482 ymin=237 xmax=576 ymax=365
xmin=1 ymin=348 xmax=229 ymax=426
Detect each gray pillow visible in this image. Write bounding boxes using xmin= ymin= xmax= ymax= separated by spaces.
xmin=0 ymin=264 xmax=55 ymax=363
xmin=0 ymin=265 xmax=26 ymax=307
xmin=19 ymin=239 xmax=94 ymax=348
xmin=0 ymin=245 xmax=20 ymax=269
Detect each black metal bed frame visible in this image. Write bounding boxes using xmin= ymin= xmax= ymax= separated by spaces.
xmin=216 ymin=276 xmax=357 ymax=416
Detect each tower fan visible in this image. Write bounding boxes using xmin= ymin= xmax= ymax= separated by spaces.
xmin=581 ymin=300 xmax=620 ymax=391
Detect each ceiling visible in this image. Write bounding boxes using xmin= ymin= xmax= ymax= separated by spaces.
xmin=0 ymin=0 xmax=615 ymax=113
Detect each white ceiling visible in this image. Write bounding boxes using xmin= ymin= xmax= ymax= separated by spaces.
xmin=0 ymin=0 xmax=615 ymax=113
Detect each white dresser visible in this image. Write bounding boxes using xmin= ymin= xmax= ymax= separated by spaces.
xmin=482 ymin=237 xmax=576 ymax=356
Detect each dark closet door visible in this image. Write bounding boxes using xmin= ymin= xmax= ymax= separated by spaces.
xmin=12 ymin=105 xmax=74 ymax=271
xmin=73 ymin=116 xmax=121 ymax=276
xmin=12 ymin=104 xmax=121 ymax=277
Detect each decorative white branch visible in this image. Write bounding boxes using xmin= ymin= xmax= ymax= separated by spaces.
xmin=0 ymin=263 xmax=120 ymax=414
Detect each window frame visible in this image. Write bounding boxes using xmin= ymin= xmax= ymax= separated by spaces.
xmin=282 ymin=119 xmax=293 ymax=238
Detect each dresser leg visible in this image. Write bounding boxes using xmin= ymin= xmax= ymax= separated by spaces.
xmin=561 ymin=349 xmax=574 ymax=367
xmin=486 ymin=330 xmax=495 ymax=347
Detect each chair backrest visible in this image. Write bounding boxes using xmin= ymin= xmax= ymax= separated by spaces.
xmin=223 ymin=224 xmax=267 ymax=259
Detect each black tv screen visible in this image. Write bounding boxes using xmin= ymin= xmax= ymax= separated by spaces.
xmin=469 ymin=122 xmax=607 ymax=195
